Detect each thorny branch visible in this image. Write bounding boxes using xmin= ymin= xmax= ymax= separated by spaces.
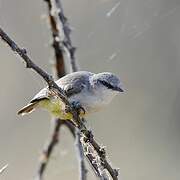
xmin=0 ymin=5 xmax=119 ymax=180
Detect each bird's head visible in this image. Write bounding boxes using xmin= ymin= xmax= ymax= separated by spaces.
xmin=92 ymin=72 xmax=124 ymax=93
xmin=90 ymin=72 xmax=124 ymax=106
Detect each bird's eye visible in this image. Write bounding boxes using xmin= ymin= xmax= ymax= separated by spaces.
xmin=99 ymin=80 xmax=114 ymax=89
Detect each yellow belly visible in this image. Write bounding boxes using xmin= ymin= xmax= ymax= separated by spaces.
xmin=39 ymin=98 xmax=85 ymax=120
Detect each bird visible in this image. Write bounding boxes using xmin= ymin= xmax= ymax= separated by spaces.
xmin=18 ymin=71 xmax=124 ymax=120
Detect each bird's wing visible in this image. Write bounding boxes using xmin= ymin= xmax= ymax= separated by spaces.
xmin=30 ymin=88 xmax=49 ymax=103
xmin=56 ymin=71 xmax=93 ymax=97
xmin=30 ymin=71 xmax=93 ymax=102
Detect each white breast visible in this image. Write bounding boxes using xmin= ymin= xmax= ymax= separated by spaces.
xmin=68 ymin=87 xmax=117 ymax=113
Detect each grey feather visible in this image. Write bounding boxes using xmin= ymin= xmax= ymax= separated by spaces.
xmin=56 ymin=71 xmax=94 ymax=97
xmin=30 ymin=71 xmax=94 ymax=102
xmin=30 ymin=88 xmax=49 ymax=103
xmin=17 ymin=102 xmax=38 ymax=115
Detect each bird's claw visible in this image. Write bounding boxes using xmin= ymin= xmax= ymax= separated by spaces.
xmin=71 ymin=101 xmax=86 ymax=115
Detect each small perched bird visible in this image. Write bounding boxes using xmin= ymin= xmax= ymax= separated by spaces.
xmin=18 ymin=71 xmax=124 ymax=120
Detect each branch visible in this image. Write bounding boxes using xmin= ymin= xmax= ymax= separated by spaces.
xmin=44 ymin=0 xmax=65 ymax=78
xmin=51 ymin=0 xmax=78 ymax=72
xmin=81 ymin=131 xmax=119 ymax=180
xmin=0 ymin=26 xmax=119 ymax=179
xmin=48 ymin=1 xmax=87 ymax=179
xmin=36 ymin=0 xmax=87 ymax=180
xmin=36 ymin=119 xmax=63 ymax=180
xmin=0 ymin=28 xmax=69 ymax=105
xmin=35 ymin=0 xmax=72 ymax=178
xmin=0 ymin=23 xmax=119 ymax=180
xmin=45 ymin=1 xmax=115 ymax=178
xmin=75 ymin=129 xmax=88 ymax=180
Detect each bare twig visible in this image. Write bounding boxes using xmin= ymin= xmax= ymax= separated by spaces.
xmin=37 ymin=119 xmax=63 ymax=180
xmin=51 ymin=0 xmax=78 ymax=72
xmin=0 ymin=29 xmax=69 ymax=104
xmin=44 ymin=0 xmax=65 ymax=78
xmin=45 ymin=0 xmax=78 ymax=72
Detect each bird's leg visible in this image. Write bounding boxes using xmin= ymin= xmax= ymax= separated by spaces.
xmin=65 ymin=101 xmax=85 ymax=115
xmin=65 ymin=101 xmax=86 ymax=128
xmin=81 ymin=117 xmax=87 ymax=124
xmin=71 ymin=101 xmax=86 ymax=115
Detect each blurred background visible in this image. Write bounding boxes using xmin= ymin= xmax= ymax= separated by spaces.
xmin=0 ymin=0 xmax=180 ymax=179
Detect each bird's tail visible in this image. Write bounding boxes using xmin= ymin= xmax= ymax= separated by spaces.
xmin=17 ymin=102 xmax=39 ymax=116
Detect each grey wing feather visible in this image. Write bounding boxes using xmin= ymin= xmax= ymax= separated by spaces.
xmin=56 ymin=71 xmax=93 ymax=97
xmin=30 ymin=71 xmax=93 ymax=102
xmin=18 ymin=88 xmax=49 ymax=115
xmin=30 ymin=88 xmax=49 ymax=103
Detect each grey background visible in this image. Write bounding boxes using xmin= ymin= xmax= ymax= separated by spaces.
xmin=0 ymin=0 xmax=180 ymax=179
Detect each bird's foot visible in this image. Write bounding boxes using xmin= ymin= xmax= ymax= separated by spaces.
xmin=65 ymin=101 xmax=86 ymax=128
xmin=71 ymin=101 xmax=86 ymax=115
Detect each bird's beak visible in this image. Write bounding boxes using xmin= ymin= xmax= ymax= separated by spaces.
xmin=113 ymin=86 xmax=124 ymax=92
